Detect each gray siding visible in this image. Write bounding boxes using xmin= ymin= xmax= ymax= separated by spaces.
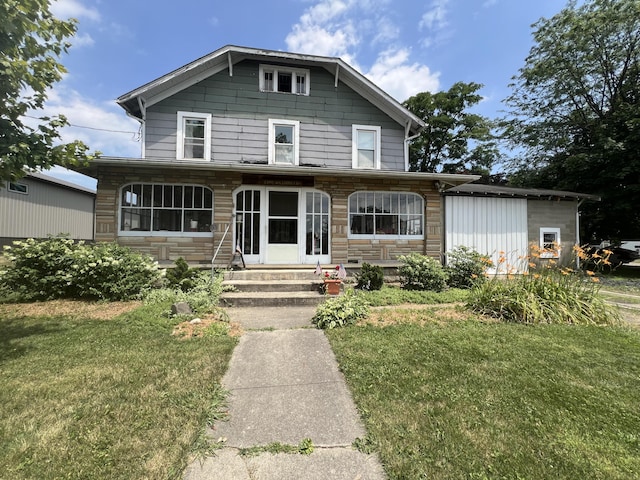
xmin=145 ymin=60 xmax=406 ymax=170
xmin=0 ymin=178 xmax=95 ymax=243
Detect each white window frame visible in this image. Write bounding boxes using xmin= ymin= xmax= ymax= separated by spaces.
xmin=352 ymin=125 xmax=381 ymax=169
xmin=176 ymin=111 xmax=211 ymax=161
xmin=539 ymin=227 xmax=561 ymax=258
xmin=8 ymin=182 xmax=28 ymax=194
xmin=259 ymin=64 xmax=310 ymax=95
xmin=268 ymin=119 xmax=300 ymax=166
xmin=348 ymin=191 xmax=424 ymax=240
xmin=118 ymin=183 xmax=214 ymax=237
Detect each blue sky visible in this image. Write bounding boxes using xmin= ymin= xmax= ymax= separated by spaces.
xmin=41 ymin=0 xmax=568 ymax=189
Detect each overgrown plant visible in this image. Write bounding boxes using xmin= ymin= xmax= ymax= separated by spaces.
xmin=397 ymin=252 xmax=447 ymax=291
xmin=144 ymin=271 xmax=226 ymax=316
xmin=0 ymin=237 xmax=160 ymax=301
xmin=313 ymin=289 xmax=370 ymax=329
xmin=165 ymin=257 xmax=201 ymax=291
xmin=444 ymin=246 xmax=492 ymax=289
xmin=467 ymin=245 xmax=621 ymax=325
xmin=355 ymin=263 xmax=384 ymax=291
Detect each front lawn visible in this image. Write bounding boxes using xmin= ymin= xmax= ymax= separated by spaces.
xmin=0 ymin=301 xmax=236 ymax=480
xmin=328 ymin=313 xmax=640 ymax=479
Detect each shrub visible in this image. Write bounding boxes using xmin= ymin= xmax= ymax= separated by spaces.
xmin=467 ymin=248 xmax=621 ymax=325
xmin=355 ymin=263 xmax=384 ymax=291
xmin=397 ymin=253 xmax=447 ymax=292
xmin=165 ymin=257 xmax=201 ymax=291
xmin=144 ymin=271 xmax=226 ymax=316
xmin=444 ymin=246 xmax=491 ymax=289
xmin=0 ymin=237 xmax=160 ymax=301
xmin=312 ymin=289 xmax=370 ymax=329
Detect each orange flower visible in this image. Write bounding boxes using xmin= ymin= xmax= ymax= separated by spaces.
xmin=533 ymin=273 xmax=541 ymax=279
xmin=591 ymin=277 xmax=600 ymax=283
xmin=586 ymin=270 xmax=595 ymax=276
xmin=528 ymin=262 xmax=537 ymax=268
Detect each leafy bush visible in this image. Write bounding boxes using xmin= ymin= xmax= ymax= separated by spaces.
xmin=355 ymin=263 xmax=384 ymax=291
xmin=144 ymin=271 xmax=226 ymax=316
xmin=312 ymin=289 xmax=370 ymax=329
xmin=467 ymin=251 xmax=621 ymax=325
xmin=0 ymin=237 xmax=160 ymax=301
xmin=397 ymin=253 xmax=447 ymax=292
xmin=444 ymin=246 xmax=491 ymax=289
xmin=165 ymin=257 xmax=201 ymax=291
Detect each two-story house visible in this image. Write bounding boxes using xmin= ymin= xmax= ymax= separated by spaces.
xmin=80 ymin=45 xmax=477 ymax=267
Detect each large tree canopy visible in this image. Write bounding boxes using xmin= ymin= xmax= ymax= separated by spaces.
xmin=404 ymin=82 xmax=499 ymax=175
xmin=504 ymin=0 xmax=640 ymax=241
xmin=0 ymin=0 xmax=93 ymax=183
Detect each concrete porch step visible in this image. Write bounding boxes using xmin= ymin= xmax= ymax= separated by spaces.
xmin=224 ymin=269 xmax=321 ymax=282
xmin=222 ymin=279 xmax=322 ymax=293
xmin=220 ymin=291 xmax=329 ymax=307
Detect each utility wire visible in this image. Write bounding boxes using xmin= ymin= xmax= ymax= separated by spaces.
xmin=22 ymin=114 xmax=139 ymax=136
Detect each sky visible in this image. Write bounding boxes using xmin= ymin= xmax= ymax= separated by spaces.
xmin=39 ymin=0 xmax=570 ymax=189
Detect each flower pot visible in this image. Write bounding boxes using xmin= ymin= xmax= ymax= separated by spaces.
xmin=324 ymin=279 xmax=342 ymax=295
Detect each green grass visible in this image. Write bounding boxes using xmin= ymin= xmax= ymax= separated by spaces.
xmin=600 ymin=265 xmax=640 ymax=293
xmin=328 ymin=319 xmax=640 ymax=479
xmin=360 ymin=285 xmax=469 ymax=306
xmin=0 ymin=302 xmax=237 ymax=480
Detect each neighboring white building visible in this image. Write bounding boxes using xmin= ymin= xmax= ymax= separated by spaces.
xmin=0 ymin=171 xmax=96 ymax=247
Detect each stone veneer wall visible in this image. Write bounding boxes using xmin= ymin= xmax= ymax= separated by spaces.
xmin=95 ymin=167 xmax=443 ymax=265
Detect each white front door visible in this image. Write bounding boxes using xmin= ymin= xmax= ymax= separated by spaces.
xmin=266 ymin=190 xmax=300 ymax=264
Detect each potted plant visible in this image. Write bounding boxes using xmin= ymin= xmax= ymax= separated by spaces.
xmin=315 ymin=264 xmax=347 ymax=295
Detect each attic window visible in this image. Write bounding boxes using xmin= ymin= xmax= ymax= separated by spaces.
xmin=177 ymin=111 xmax=211 ymax=161
xmin=8 ymin=182 xmax=28 ymax=194
xmin=260 ymin=65 xmax=310 ymax=95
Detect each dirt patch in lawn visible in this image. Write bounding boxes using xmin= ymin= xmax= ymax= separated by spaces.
xmin=171 ymin=313 xmax=243 ymax=339
xmin=0 ymin=299 xmax=142 ymax=320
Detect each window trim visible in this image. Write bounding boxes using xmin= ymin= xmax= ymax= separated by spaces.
xmin=539 ymin=227 xmax=561 ymax=258
xmin=347 ymin=191 xmax=424 ymax=240
xmin=352 ymin=125 xmax=381 ymax=169
xmin=259 ymin=64 xmax=310 ymax=95
xmin=268 ymin=119 xmax=300 ymax=166
xmin=176 ymin=111 xmax=211 ymax=161
xmin=8 ymin=182 xmax=28 ymax=194
xmin=118 ymin=183 xmax=214 ymax=237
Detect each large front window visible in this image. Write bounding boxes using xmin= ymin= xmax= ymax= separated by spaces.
xmin=177 ymin=111 xmax=211 ymax=161
xmin=120 ymin=183 xmax=213 ymax=235
xmin=349 ymin=192 xmax=423 ymax=238
xmin=268 ymin=119 xmax=300 ymax=165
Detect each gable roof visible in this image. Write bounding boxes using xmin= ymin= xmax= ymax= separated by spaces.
xmin=116 ymin=45 xmax=425 ymax=135
xmin=444 ymin=183 xmax=600 ymax=201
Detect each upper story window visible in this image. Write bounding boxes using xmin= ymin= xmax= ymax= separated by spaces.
xmin=119 ymin=183 xmax=213 ymax=236
xmin=177 ymin=111 xmax=211 ymax=161
xmin=268 ymin=119 xmax=300 ymax=165
xmin=349 ymin=192 xmax=423 ymax=238
xmin=8 ymin=182 xmax=28 ymax=194
xmin=352 ymin=125 xmax=381 ymax=169
xmin=260 ymin=64 xmax=310 ymax=95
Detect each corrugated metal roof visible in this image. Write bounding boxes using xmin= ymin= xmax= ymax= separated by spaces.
xmin=116 ymin=45 xmax=425 ymax=135
xmin=443 ymin=183 xmax=600 ymax=201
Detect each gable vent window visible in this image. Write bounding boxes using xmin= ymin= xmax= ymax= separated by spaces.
xmin=177 ymin=111 xmax=211 ymax=161
xmin=260 ymin=65 xmax=310 ymax=95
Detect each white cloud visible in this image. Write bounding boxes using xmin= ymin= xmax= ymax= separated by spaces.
xmin=51 ymin=0 xmax=101 ymax=22
xmin=26 ymin=86 xmax=141 ymax=159
xmin=483 ymin=0 xmax=498 ymax=7
xmin=419 ymin=0 xmax=453 ymax=48
xmin=366 ymin=48 xmax=440 ymax=102
xmin=285 ymin=1 xmax=440 ymax=101
xmin=71 ymin=32 xmax=95 ymax=48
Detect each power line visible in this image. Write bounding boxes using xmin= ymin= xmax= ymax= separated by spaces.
xmin=22 ymin=114 xmax=139 ymax=136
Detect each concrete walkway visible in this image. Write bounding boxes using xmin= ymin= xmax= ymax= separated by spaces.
xmin=183 ymin=307 xmax=386 ymax=480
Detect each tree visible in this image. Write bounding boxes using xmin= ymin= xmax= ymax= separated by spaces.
xmin=0 ymin=0 xmax=93 ymax=183
xmin=403 ymin=81 xmax=500 ymax=175
xmin=503 ymin=0 xmax=640 ymax=241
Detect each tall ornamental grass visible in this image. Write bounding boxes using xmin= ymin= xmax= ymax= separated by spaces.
xmin=467 ymin=244 xmax=621 ymax=325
